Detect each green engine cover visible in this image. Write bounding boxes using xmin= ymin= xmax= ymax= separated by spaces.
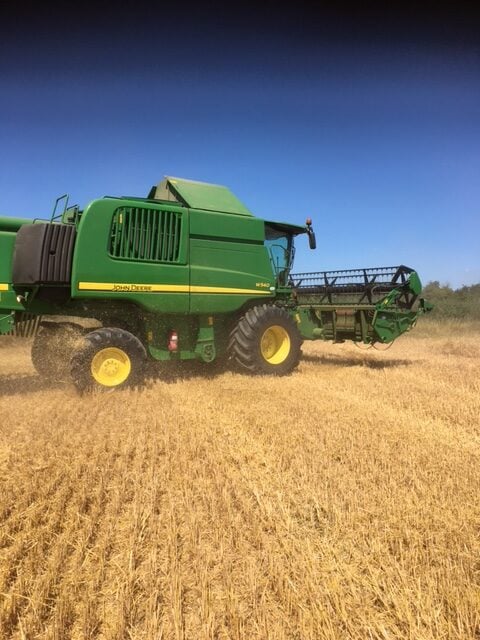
xmin=71 ymin=195 xmax=276 ymax=314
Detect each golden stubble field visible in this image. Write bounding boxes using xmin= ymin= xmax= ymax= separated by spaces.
xmin=0 ymin=321 xmax=479 ymax=640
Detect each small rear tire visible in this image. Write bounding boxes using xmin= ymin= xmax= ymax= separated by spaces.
xmin=70 ymin=327 xmax=147 ymax=393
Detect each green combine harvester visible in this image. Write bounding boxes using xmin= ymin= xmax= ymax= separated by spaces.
xmin=0 ymin=177 xmax=430 ymax=391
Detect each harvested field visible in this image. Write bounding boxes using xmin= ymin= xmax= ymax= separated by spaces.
xmin=0 ymin=321 xmax=479 ymax=639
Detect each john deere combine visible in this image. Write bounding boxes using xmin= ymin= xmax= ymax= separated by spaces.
xmin=0 ymin=177 xmax=430 ymax=391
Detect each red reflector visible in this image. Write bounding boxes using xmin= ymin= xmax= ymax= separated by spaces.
xmin=167 ymin=330 xmax=178 ymax=352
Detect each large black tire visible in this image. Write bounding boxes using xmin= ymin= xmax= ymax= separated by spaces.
xmin=70 ymin=327 xmax=147 ymax=393
xmin=228 ymin=305 xmax=302 ymax=375
xmin=31 ymin=323 xmax=84 ymax=381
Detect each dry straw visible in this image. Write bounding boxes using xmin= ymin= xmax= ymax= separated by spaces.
xmin=0 ymin=324 xmax=479 ymax=639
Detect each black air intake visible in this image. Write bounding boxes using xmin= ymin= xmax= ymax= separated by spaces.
xmin=12 ymin=223 xmax=76 ymax=285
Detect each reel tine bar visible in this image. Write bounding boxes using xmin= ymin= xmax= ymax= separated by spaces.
xmin=291 ymin=265 xmax=415 ymax=307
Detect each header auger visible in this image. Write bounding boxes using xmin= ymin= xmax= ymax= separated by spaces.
xmin=0 ymin=176 xmax=431 ymax=392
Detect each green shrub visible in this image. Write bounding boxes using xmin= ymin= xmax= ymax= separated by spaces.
xmin=422 ymin=282 xmax=480 ymax=320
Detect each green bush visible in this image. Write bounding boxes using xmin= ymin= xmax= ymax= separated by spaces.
xmin=422 ymin=281 xmax=480 ymax=320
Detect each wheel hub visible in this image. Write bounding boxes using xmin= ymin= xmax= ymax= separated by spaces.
xmin=260 ymin=325 xmax=291 ymax=364
xmin=91 ymin=347 xmax=131 ymax=387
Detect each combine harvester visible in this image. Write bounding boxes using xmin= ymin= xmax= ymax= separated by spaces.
xmin=0 ymin=177 xmax=431 ymax=391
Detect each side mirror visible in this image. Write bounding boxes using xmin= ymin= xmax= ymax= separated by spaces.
xmin=306 ymin=218 xmax=316 ymax=250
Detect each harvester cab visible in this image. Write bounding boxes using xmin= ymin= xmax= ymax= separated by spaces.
xmin=264 ymin=221 xmax=309 ymax=287
xmin=0 ymin=176 xmax=430 ymax=392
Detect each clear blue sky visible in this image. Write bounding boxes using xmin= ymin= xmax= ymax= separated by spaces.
xmin=1 ymin=3 xmax=479 ymax=287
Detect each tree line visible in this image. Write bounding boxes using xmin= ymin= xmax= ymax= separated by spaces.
xmin=421 ymin=281 xmax=480 ymax=320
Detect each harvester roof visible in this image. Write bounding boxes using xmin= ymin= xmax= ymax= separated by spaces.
xmin=148 ymin=177 xmax=253 ymax=216
xmin=147 ymin=176 xmax=307 ymax=236
xmin=265 ymin=221 xmax=308 ymax=236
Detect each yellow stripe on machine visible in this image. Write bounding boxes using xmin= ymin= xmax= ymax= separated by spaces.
xmin=190 ymin=285 xmax=268 ymax=295
xmin=78 ymin=282 xmax=271 ymax=295
xmin=0 ymin=284 xmax=9 ymax=291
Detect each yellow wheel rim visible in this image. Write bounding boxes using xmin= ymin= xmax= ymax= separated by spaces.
xmin=260 ymin=325 xmax=291 ymax=364
xmin=90 ymin=347 xmax=131 ymax=387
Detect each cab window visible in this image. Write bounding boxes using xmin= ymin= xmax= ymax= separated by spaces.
xmin=265 ymin=224 xmax=294 ymax=286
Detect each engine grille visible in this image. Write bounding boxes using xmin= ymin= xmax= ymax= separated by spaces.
xmin=109 ymin=207 xmax=183 ymax=263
